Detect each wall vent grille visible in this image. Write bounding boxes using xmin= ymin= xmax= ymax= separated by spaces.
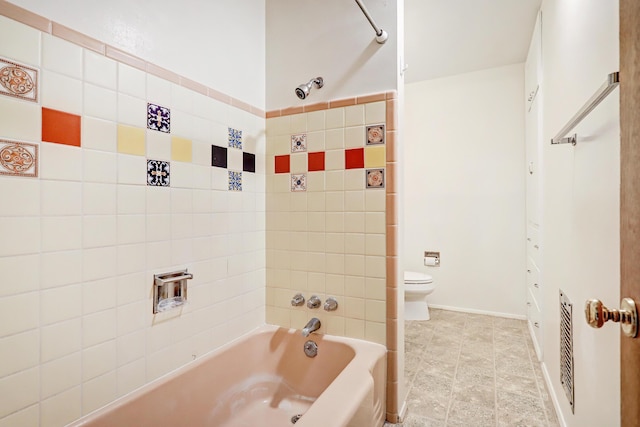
xmin=559 ymin=290 xmax=575 ymax=413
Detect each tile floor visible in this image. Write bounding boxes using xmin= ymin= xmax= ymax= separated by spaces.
xmin=385 ymin=309 xmax=560 ymax=427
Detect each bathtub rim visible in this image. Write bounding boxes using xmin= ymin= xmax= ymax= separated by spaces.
xmin=67 ymin=323 xmax=387 ymax=427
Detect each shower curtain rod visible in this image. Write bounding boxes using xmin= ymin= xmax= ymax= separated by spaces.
xmin=551 ymin=72 xmax=620 ymax=145
xmin=354 ymin=0 xmax=388 ymax=44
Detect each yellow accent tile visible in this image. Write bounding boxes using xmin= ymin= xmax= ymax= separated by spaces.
xmin=171 ymin=136 xmax=192 ymax=162
xmin=117 ymin=125 xmax=145 ymax=156
xmin=364 ymin=145 xmax=386 ymax=168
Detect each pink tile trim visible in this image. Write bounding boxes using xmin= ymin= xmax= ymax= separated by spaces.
xmin=0 ymin=3 xmax=266 ymax=118
xmin=105 ymin=46 xmax=147 ymax=71
xmin=179 ymin=77 xmax=209 ymax=96
xmin=52 ymin=22 xmax=105 ymax=54
xmin=266 ymin=91 xmax=395 ymax=117
xmin=0 ymin=0 xmax=50 ymax=32
xmin=358 ymin=93 xmax=386 ymax=103
xmin=146 ymin=63 xmax=180 ymax=84
xmin=330 ymin=97 xmax=357 ymax=108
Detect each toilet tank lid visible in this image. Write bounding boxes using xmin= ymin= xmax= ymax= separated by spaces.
xmin=404 ymin=271 xmax=433 ymax=284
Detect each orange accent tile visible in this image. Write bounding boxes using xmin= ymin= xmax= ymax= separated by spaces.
xmin=386 ymin=131 xmax=397 ymax=162
xmin=308 ymin=152 xmax=325 ymax=171
xmin=52 ymin=22 xmax=105 ymax=54
xmin=105 ymin=46 xmax=147 ymax=71
xmin=0 ymin=0 xmax=51 ymax=32
xmin=42 ymin=107 xmax=81 ymax=147
xmin=330 ymin=97 xmax=357 ymax=108
xmin=304 ymin=102 xmax=329 ymax=113
xmin=345 ymin=148 xmax=364 ymax=169
xmin=281 ymin=106 xmax=304 ymax=116
xmin=274 ymin=155 xmax=290 ymax=174
xmin=358 ymin=93 xmax=386 ymax=104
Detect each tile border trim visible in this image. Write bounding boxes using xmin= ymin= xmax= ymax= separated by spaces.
xmin=266 ymin=91 xmax=397 ymax=118
xmin=0 ymin=0 xmax=266 ymax=118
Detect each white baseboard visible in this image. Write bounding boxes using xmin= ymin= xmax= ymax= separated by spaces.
xmin=540 ymin=361 xmax=568 ymax=427
xmin=428 ymin=304 xmax=527 ymax=320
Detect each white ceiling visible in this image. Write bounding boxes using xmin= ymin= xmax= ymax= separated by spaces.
xmin=404 ymin=0 xmax=542 ymax=83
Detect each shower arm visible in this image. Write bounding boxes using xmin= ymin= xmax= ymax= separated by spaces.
xmin=354 ymin=0 xmax=388 ymax=44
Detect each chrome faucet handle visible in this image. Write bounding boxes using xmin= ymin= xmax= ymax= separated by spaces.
xmin=291 ymin=293 xmax=305 ymax=307
xmin=323 ymin=297 xmax=338 ymax=311
xmin=307 ymin=295 xmax=321 ymax=309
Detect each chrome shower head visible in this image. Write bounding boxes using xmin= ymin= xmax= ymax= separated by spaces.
xmin=295 ymin=77 xmax=324 ymax=100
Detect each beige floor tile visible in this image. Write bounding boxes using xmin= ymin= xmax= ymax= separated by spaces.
xmin=392 ymin=309 xmax=559 ymax=427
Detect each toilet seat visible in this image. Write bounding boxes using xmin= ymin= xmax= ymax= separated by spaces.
xmin=404 ymin=271 xmax=433 ymax=284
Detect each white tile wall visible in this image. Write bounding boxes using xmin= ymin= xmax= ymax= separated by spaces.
xmin=0 ymin=15 xmax=267 ymax=427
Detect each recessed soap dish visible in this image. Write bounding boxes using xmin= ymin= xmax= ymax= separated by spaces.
xmin=153 ymin=269 xmax=193 ymax=314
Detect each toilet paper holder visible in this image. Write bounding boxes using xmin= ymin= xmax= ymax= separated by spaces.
xmin=424 ymin=251 xmax=440 ymax=266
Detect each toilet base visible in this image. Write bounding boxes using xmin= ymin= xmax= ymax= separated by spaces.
xmin=404 ymin=300 xmax=431 ymax=321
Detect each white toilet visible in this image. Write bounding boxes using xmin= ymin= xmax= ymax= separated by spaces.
xmin=404 ymin=271 xmax=436 ymax=320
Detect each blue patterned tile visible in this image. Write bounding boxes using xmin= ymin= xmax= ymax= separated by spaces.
xmin=291 ymin=134 xmax=307 ymax=152
xmin=291 ymin=173 xmax=306 ymax=192
xmin=147 ymin=103 xmax=170 ymax=133
xmin=228 ymin=127 xmax=242 ymax=149
xmin=228 ymin=170 xmax=242 ymax=191
xmin=147 ymin=159 xmax=170 ymax=186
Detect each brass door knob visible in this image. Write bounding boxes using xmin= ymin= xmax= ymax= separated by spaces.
xmin=585 ymin=298 xmax=638 ymax=338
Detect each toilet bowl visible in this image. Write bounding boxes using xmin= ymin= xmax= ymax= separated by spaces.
xmin=404 ymin=271 xmax=436 ymax=320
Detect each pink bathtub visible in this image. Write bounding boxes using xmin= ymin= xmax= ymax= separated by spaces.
xmin=68 ymin=325 xmax=387 ymax=427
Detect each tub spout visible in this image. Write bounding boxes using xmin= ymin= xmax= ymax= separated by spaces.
xmin=302 ymin=318 xmax=321 ymax=337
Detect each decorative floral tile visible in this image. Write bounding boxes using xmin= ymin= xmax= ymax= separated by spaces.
xmin=366 ymin=168 xmax=385 ymax=188
xmin=291 ymin=134 xmax=307 ymax=152
xmin=366 ymin=125 xmax=385 ymax=145
xmin=147 ymin=103 xmax=171 ymax=133
xmin=0 ymin=140 xmax=38 ymax=177
xmin=243 ymin=152 xmax=255 ymax=173
xmin=228 ymin=127 xmax=242 ymax=149
xmin=0 ymin=57 xmax=38 ymax=102
xmin=212 ymin=145 xmax=228 ymax=168
xmin=228 ymin=170 xmax=242 ymax=191
xmin=291 ymin=173 xmax=306 ymax=192
xmin=147 ymin=159 xmax=170 ymax=186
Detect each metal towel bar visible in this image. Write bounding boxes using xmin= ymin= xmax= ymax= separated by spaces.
xmin=551 ymin=72 xmax=620 ymax=146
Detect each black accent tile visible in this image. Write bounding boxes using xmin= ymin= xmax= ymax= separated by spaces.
xmin=211 ymin=145 xmax=227 ymax=168
xmin=243 ymin=152 xmax=255 ymax=173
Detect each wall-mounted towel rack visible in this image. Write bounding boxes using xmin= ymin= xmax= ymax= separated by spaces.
xmin=551 ymin=72 xmax=620 ymax=146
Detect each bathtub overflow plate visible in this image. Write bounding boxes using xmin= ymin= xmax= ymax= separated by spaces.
xmin=304 ymin=340 xmax=318 ymax=358
xmin=291 ymin=414 xmax=302 ymax=424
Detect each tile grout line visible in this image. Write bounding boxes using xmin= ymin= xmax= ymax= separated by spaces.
xmin=443 ymin=313 xmax=465 ymax=426
xmin=492 ymin=317 xmax=499 ymax=427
